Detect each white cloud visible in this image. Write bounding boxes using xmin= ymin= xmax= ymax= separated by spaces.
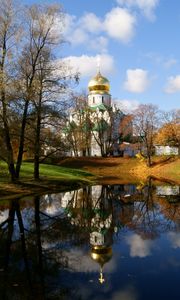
xmin=63 ymin=13 xmax=106 ymax=51
xmin=165 ymin=75 xmax=180 ymax=93
xmin=124 ymin=69 xmax=150 ymax=93
xmin=117 ymin=0 xmax=159 ymax=21
xmin=63 ymin=54 xmax=115 ymax=78
xmin=63 ymin=8 xmax=136 ymax=50
xmin=63 ymin=13 xmax=76 ymax=35
xmin=65 ymin=248 xmax=99 ymax=272
xmin=168 ymin=232 xmax=180 ymax=249
xmin=89 ymin=36 xmax=109 ymax=53
xmin=63 ymin=14 xmax=88 ymax=45
xmin=104 ymin=7 xmax=136 ymax=43
xmin=126 ymin=233 xmax=153 ymax=257
xmin=70 ymin=28 xmax=89 ymax=45
xmin=80 ymin=13 xmax=103 ymax=33
xmin=114 ymin=99 xmax=140 ymax=113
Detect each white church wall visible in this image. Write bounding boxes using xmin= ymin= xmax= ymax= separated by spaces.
xmin=90 ymin=232 xmax=105 ymax=246
xmin=90 ymin=132 xmax=101 ymax=156
xmin=88 ymin=93 xmax=111 ymax=106
xmin=91 ymin=185 xmax=103 ymax=206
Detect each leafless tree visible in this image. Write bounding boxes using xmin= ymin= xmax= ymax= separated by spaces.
xmin=64 ymin=92 xmax=91 ymax=156
xmin=0 ymin=0 xmax=22 ymax=181
xmin=15 ymin=4 xmax=64 ymax=179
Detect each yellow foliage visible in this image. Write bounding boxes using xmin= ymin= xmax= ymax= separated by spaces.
xmin=155 ymin=123 xmax=180 ymax=146
xmin=135 ymin=153 xmax=145 ymax=161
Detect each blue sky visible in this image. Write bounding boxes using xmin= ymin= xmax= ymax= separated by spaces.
xmin=24 ymin=0 xmax=180 ymax=112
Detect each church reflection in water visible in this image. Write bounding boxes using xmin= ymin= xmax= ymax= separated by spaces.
xmin=63 ymin=185 xmax=116 ymax=284
xmin=0 ymin=182 xmax=180 ymax=299
xmin=42 ymin=183 xmax=180 ymax=284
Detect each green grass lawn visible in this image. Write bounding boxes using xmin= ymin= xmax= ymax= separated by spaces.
xmin=0 ymin=161 xmax=94 ymax=184
xmin=0 ymin=157 xmax=179 ymax=197
xmin=0 ymin=161 xmax=96 ymax=198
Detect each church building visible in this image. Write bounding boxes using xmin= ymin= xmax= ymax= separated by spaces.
xmin=65 ymin=70 xmax=124 ymax=157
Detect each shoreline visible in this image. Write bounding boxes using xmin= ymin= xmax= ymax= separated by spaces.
xmin=58 ymin=156 xmax=180 ymax=185
xmin=0 ymin=157 xmax=179 ymax=199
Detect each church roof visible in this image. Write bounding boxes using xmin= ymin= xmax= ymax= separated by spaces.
xmin=88 ymin=71 xmax=110 ymax=93
xmin=91 ymin=246 xmax=112 ymax=266
xmin=90 ymin=103 xmax=108 ymax=111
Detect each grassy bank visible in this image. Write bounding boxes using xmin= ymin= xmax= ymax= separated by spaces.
xmin=0 ymin=161 xmax=96 ymax=198
xmin=59 ymin=156 xmax=180 ymax=185
xmin=0 ymin=156 xmax=179 ymax=198
xmin=130 ymin=156 xmax=180 ymax=184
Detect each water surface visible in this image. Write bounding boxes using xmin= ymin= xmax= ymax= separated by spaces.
xmin=0 ymin=181 xmax=180 ymax=300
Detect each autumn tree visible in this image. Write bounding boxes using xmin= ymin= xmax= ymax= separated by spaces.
xmin=133 ymin=104 xmax=160 ymax=166
xmin=119 ymin=114 xmax=134 ymax=143
xmin=155 ymin=109 xmax=180 ymax=155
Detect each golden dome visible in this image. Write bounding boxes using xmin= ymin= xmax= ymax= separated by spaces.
xmin=91 ymin=245 xmax=112 ymax=284
xmin=88 ymin=71 xmax=110 ymax=93
xmin=91 ymin=245 xmax=112 ymax=266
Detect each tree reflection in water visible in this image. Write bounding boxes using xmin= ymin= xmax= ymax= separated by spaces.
xmin=0 ymin=180 xmax=179 ymax=299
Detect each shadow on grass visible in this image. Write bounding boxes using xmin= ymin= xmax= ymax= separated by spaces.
xmin=151 ymin=156 xmax=176 ymax=167
xmin=58 ymin=157 xmax=121 ymax=168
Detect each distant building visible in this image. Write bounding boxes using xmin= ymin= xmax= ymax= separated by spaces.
xmin=119 ymin=142 xmax=139 ymax=157
xmin=156 ymin=186 xmax=179 ymax=196
xmin=64 ymin=70 xmax=134 ymax=157
xmin=155 ymin=145 xmax=179 ymax=156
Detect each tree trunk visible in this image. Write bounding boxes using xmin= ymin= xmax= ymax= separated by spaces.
xmin=2 ymin=201 xmax=16 ymax=300
xmin=34 ymin=196 xmax=45 ymax=295
xmin=147 ymin=153 xmax=152 ymax=167
xmin=4 ymin=201 xmax=16 ymax=271
xmin=0 ymin=37 xmax=16 ymax=182
xmin=16 ymin=201 xmax=32 ymax=289
xmin=1 ymin=91 xmax=16 ymax=182
xmin=16 ymin=99 xmax=29 ymax=178
xmin=34 ymin=107 xmax=41 ymax=180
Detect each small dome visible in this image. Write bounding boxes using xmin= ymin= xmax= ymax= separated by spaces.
xmin=88 ymin=71 xmax=110 ymax=93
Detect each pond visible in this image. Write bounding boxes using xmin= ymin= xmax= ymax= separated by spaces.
xmin=0 ymin=181 xmax=180 ymax=300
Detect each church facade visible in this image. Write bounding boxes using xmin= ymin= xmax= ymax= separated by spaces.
xmin=65 ymin=70 xmax=124 ymax=157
